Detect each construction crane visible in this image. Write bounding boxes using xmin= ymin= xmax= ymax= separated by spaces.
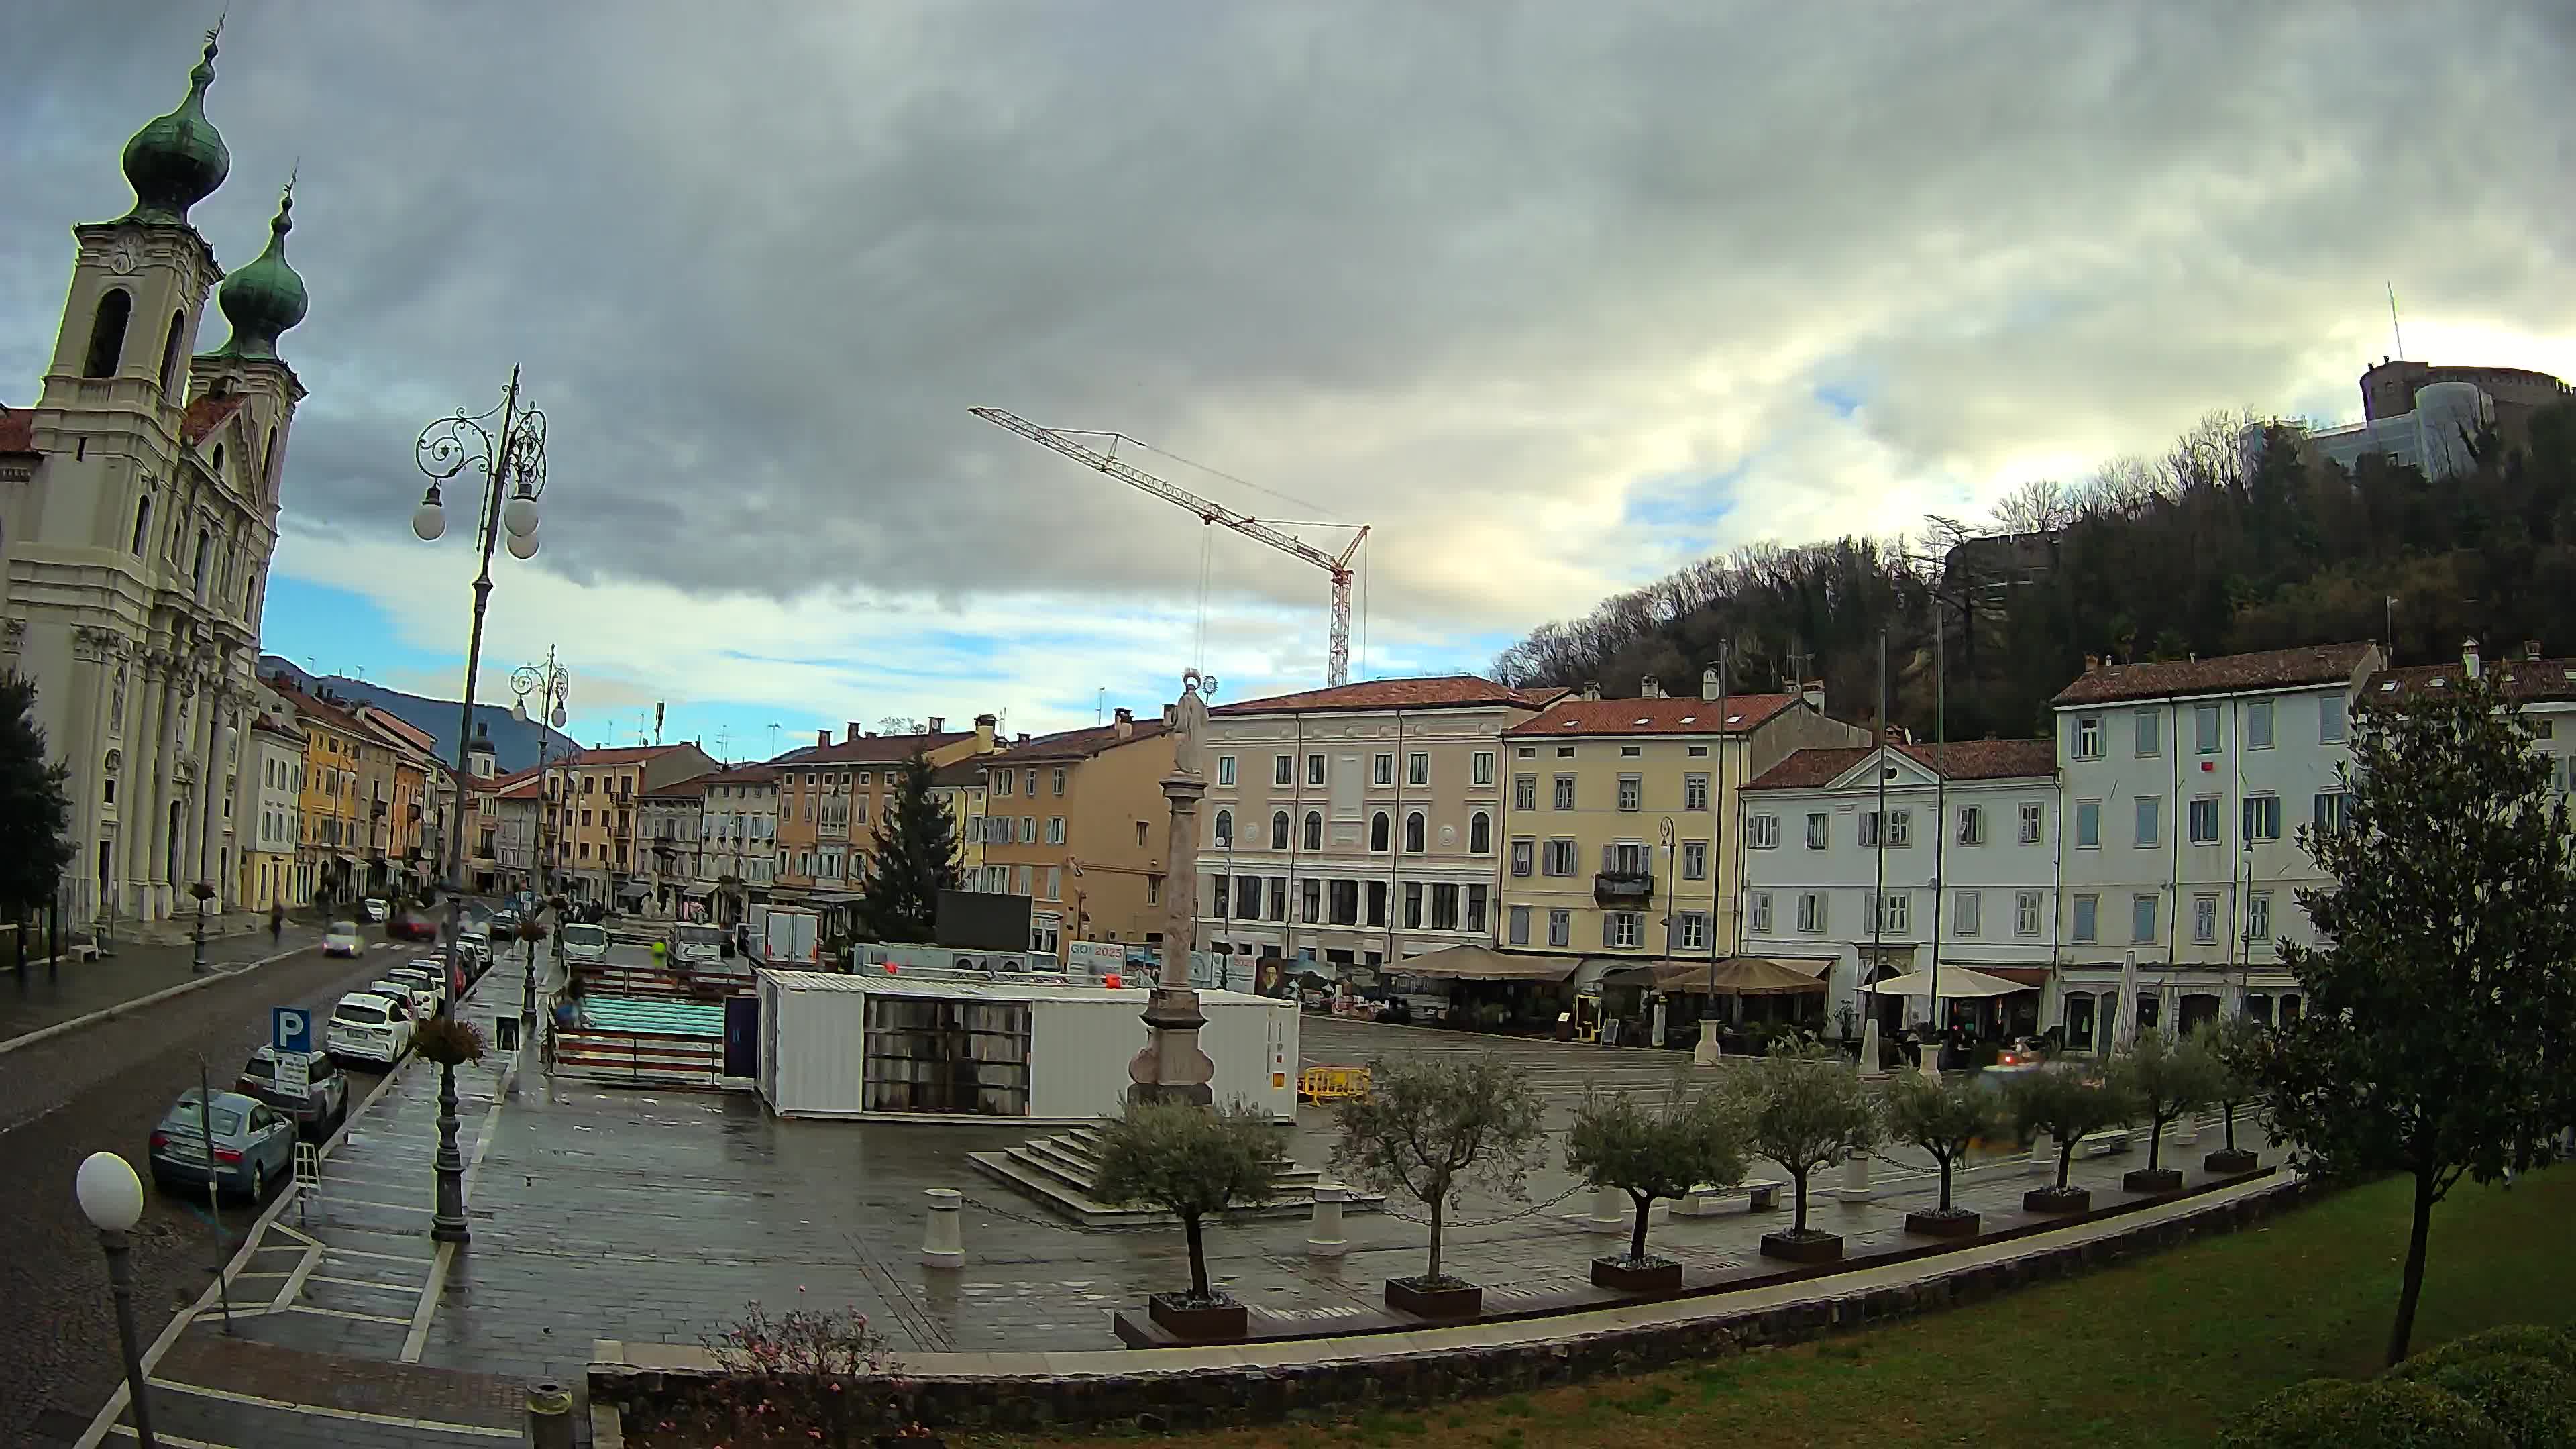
xmin=972 ymin=407 xmax=1370 ymax=686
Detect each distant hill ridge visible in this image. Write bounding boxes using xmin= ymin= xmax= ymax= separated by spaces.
xmin=258 ymin=656 xmax=579 ymax=775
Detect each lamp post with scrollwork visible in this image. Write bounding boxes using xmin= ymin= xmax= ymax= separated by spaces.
xmin=410 ymin=368 xmax=548 ymax=1245
xmin=511 ymin=649 xmax=570 ymax=1053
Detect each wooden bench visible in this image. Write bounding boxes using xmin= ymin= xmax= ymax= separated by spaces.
xmin=1672 ymin=1178 xmax=1788 ymax=1216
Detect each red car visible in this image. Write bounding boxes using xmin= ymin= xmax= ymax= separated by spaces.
xmin=386 ymin=911 xmax=439 ymax=943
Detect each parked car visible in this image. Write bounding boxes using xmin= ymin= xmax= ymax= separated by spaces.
xmin=148 ymin=1089 xmax=297 ymax=1201
xmin=370 ymin=976 xmax=437 ymax=1024
xmin=327 ymin=991 xmax=414 ymax=1067
xmin=456 ymin=924 xmax=492 ymax=975
xmin=236 ymin=1046 xmax=348 ymax=1138
xmin=558 ymin=922 xmax=610 ymax=967
xmin=360 ymin=896 xmax=391 ymax=923
xmin=388 ymin=963 xmax=447 ymax=1014
xmin=322 ymin=921 xmax=363 ymax=958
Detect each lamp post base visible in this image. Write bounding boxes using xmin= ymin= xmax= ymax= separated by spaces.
xmin=431 ymin=1063 xmax=471 ymax=1244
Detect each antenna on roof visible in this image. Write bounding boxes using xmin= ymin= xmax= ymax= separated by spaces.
xmin=2387 ymin=283 xmax=2405 ymax=359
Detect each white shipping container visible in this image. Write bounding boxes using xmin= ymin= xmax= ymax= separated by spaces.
xmin=755 ymin=970 xmax=1296 ymax=1123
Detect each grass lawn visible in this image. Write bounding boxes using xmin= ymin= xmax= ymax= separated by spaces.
xmin=971 ymin=1167 xmax=2574 ymax=1449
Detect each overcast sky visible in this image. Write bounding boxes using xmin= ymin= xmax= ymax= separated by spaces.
xmin=5 ymin=1 xmax=2571 ymax=753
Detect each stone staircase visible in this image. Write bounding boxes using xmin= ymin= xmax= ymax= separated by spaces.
xmin=967 ymin=1124 xmax=1379 ymax=1226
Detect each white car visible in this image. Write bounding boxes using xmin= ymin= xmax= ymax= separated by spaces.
xmin=370 ymin=977 xmax=438 ymax=1022
xmin=360 ymin=897 xmax=391 ymax=924
xmin=327 ymin=991 xmax=413 ymax=1067
xmin=389 ymin=963 xmax=448 ymax=1014
xmin=322 ymin=922 xmax=362 ymax=958
xmin=558 ymin=922 xmax=610 ymax=966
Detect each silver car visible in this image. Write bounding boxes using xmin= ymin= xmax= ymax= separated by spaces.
xmin=149 ymin=1089 xmax=297 ymax=1201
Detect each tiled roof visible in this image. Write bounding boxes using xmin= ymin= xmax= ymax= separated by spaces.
xmin=0 ymin=406 xmax=32 ymax=455
xmin=1210 ymin=675 xmax=1566 ymax=717
xmin=2050 ymin=643 xmax=2375 ymax=706
xmin=930 ymin=759 xmax=988 ymax=788
xmin=249 ymin=713 xmax=306 ymax=741
xmin=978 ymin=718 xmax=1170 ymax=765
xmin=1504 ymin=694 xmax=1801 ymax=737
xmin=180 ymin=394 xmax=246 ymax=446
xmin=698 ymin=763 xmax=777 ymax=784
xmin=2367 ymin=656 xmax=2576 ymax=705
xmin=641 ymin=775 xmax=713 ymax=799
xmin=1745 ymin=739 xmax=2057 ymax=792
xmin=768 ymin=731 xmax=971 ymax=767
xmin=265 ymin=679 xmax=365 ymax=735
xmin=492 ymin=773 xmax=544 ymax=800
xmin=568 ymin=743 xmax=703 ymax=767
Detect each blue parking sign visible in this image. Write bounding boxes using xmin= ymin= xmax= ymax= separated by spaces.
xmin=272 ymin=1006 xmax=312 ymax=1055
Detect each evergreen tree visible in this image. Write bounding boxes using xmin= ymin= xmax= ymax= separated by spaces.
xmin=857 ymin=753 xmax=959 ymax=943
xmin=2261 ymin=666 xmax=2576 ymax=1366
xmin=0 ymin=673 xmax=78 ymax=939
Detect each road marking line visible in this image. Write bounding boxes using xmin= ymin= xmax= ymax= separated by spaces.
xmin=110 ymin=1425 xmax=235 ymax=1448
xmin=144 ymin=1378 xmax=521 ymax=1438
xmin=400 ymin=1239 xmax=458 ymax=1363
xmin=320 ymin=1244 xmax=437 ymax=1265
xmin=282 ymin=1303 xmax=413 ymax=1324
xmin=311 ymin=1195 xmax=435 ymax=1213
xmin=308 ymin=1273 xmax=422 ymax=1294
xmin=272 ymin=1245 xmax=325 ymax=1311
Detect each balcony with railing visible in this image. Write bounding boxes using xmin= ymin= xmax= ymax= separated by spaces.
xmin=1593 ymin=870 xmax=1654 ymax=906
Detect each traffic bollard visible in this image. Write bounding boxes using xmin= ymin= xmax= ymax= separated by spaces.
xmin=1305 ymin=1183 xmax=1348 ymax=1258
xmin=1586 ymin=1185 xmax=1626 ymax=1233
xmin=525 ymin=1379 xmax=574 ymax=1449
xmin=922 ymin=1187 xmax=964 ymax=1269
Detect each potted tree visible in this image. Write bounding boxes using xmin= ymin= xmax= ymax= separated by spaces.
xmin=1883 ymin=1068 xmax=2001 ymax=1237
xmin=2193 ymin=1016 xmax=2267 ymax=1175
xmin=1332 ymin=1054 xmax=1546 ymax=1318
xmin=2110 ymin=1028 xmax=2220 ymax=1193
xmin=2006 ymin=1059 xmax=2134 ymax=1213
xmin=1729 ymin=1040 xmax=1882 ymax=1263
xmin=1564 ymin=1085 xmax=1747 ymax=1291
xmin=1089 ymin=1099 xmax=1281 ymax=1340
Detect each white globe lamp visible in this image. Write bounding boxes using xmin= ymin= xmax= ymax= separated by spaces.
xmin=76 ymin=1150 xmax=144 ymax=1232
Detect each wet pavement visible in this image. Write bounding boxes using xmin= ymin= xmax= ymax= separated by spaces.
xmin=0 ymin=924 xmax=326 ymax=1046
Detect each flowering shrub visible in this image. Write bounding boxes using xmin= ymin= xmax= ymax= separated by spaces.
xmin=642 ymin=1300 xmax=932 ymax=1446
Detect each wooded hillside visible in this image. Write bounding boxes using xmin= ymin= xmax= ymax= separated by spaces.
xmin=1491 ymin=403 xmax=2576 ymax=741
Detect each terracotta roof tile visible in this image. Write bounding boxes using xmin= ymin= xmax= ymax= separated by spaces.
xmin=180 ymin=394 xmax=246 ymax=446
xmin=1745 ymin=739 xmax=2057 ymax=792
xmin=0 ymin=406 xmax=33 ymax=455
xmin=930 ymin=759 xmax=989 ymax=787
xmin=1505 ymin=694 xmax=1802 ymax=737
xmin=2051 ymin=643 xmax=2375 ymax=706
xmin=568 ymin=743 xmax=704 ymax=767
xmin=1210 ymin=675 xmax=1565 ymax=717
xmin=767 ymin=732 xmax=971 ymax=767
xmin=641 ymin=775 xmax=713 ymax=799
xmin=2367 ymin=657 xmax=2576 ymax=705
xmin=698 ymin=763 xmax=778 ymax=784
xmin=979 ymin=718 xmax=1169 ymax=765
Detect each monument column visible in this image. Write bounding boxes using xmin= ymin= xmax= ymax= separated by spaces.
xmin=1127 ymin=670 xmax=1217 ymax=1108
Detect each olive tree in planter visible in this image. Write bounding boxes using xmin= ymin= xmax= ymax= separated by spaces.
xmin=2006 ymin=1060 xmax=2135 ymax=1213
xmin=1332 ymin=1054 xmax=1546 ymax=1318
xmin=1728 ymin=1040 xmax=1881 ymax=1263
xmin=2192 ymin=1016 xmax=2269 ymax=1175
xmin=1882 ymin=1068 xmax=2002 ymax=1238
xmin=1564 ymin=1084 xmax=1747 ymax=1291
xmin=2110 ymin=1028 xmax=2222 ymax=1193
xmin=1090 ymin=1099 xmax=1281 ymax=1340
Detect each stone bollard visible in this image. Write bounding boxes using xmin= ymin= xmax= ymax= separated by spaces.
xmin=1857 ymin=1018 xmax=1882 ymax=1076
xmin=2027 ymin=1129 xmax=2056 ymax=1176
xmin=1306 ymin=1183 xmax=1348 ymax=1258
xmin=1587 ymin=1185 xmax=1627 ymax=1233
xmin=525 ymin=1379 xmax=574 ymax=1449
xmin=1835 ymin=1149 xmax=1874 ymax=1201
xmin=2175 ymin=1112 xmax=2200 ymax=1147
xmin=921 ymin=1187 xmax=964 ymax=1269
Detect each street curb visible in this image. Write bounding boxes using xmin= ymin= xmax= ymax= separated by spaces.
xmin=0 ymin=938 xmax=316 ymax=1058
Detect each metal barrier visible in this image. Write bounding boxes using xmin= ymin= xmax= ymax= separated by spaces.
xmin=1298 ymin=1064 xmax=1373 ymax=1102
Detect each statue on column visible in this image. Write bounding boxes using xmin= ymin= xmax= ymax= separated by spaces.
xmin=1127 ymin=669 xmax=1218 ymax=1107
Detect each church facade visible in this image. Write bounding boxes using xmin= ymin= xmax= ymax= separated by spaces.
xmin=0 ymin=28 xmax=311 ymax=926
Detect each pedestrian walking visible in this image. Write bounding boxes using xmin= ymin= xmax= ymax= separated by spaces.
xmin=269 ymin=902 xmax=285 ymax=949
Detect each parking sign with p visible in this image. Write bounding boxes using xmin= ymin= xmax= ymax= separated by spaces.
xmin=272 ymin=1006 xmax=311 ymax=1055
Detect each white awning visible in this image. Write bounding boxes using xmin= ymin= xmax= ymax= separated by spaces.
xmin=1862 ymin=965 xmax=2027 ymax=999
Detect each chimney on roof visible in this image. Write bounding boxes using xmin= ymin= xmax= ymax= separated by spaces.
xmin=847 ymin=721 xmax=865 ymax=743
xmin=2084 ymin=654 xmax=2100 ymax=674
xmin=927 ymin=716 xmax=945 ymax=733
xmin=1582 ymin=681 xmax=1602 ymax=702
xmin=1016 ymin=733 xmax=1030 ymax=745
xmin=2463 ymin=637 xmax=2481 ymax=679
xmin=2527 ymin=640 xmax=2545 ymax=662
xmin=1883 ymin=724 xmax=1908 ymax=745
xmin=1701 ymin=667 xmax=1721 ymax=702
xmin=1640 ymin=675 xmax=1664 ymax=699
xmin=816 ymin=729 xmax=830 ymax=748
xmin=1113 ymin=706 xmax=1134 ymax=739
xmin=974 ymin=713 xmax=996 ymax=751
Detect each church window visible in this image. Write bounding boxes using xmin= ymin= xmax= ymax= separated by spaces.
xmin=129 ymin=495 xmax=152 ymax=555
xmin=193 ymin=528 xmax=211 ymax=582
xmin=213 ymin=444 xmax=225 ymax=478
xmin=158 ymin=311 xmax=186 ymax=394
xmin=84 ymin=289 xmax=132 ymax=378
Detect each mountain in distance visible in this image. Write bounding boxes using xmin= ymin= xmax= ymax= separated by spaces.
xmin=258 ymin=656 xmax=580 ymax=775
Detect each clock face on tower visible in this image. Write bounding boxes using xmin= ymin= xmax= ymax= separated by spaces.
xmin=108 ymin=235 xmax=142 ymax=275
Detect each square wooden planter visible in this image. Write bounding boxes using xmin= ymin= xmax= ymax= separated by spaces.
xmin=2023 ymin=1186 xmax=2091 ymax=1214
xmin=2122 ymin=1167 xmax=2184 ymax=1194
xmin=1758 ymin=1230 xmax=1844 ymax=1263
xmin=1146 ymin=1293 xmax=1247 ymax=1340
xmin=1903 ymin=1208 xmax=1982 ymax=1238
xmin=1590 ymin=1256 xmax=1684 ymax=1293
xmin=2204 ymin=1148 xmax=2260 ymax=1175
xmin=1385 ymin=1277 xmax=1483 ymax=1318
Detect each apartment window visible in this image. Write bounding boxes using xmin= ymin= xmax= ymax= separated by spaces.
xmin=1956 ymin=805 xmax=1984 ymax=845
xmin=1236 ymin=875 xmax=1261 ymax=919
xmin=2195 ymin=703 xmax=2220 ymax=754
xmin=1547 ymin=909 xmax=1572 ymax=947
xmin=1542 ymin=838 xmax=1578 ymax=875
xmin=1367 ymin=879 xmax=1388 ymax=927
xmin=1271 ymin=811 xmax=1290 ymax=849
xmin=1274 ymin=755 xmax=1294 ymax=786
xmin=1370 ymin=811 xmax=1391 ymax=852
xmin=1306 ymin=753 xmax=1326 ymax=786
xmin=1020 ymin=816 xmax=1036 ymax=843
xmin=1617 ymin=775 xmax=1642 ymax=812
xmin=581 ymin=809 xmax=593 ymax=828
xmin=2073 ymin=714 xmax=2103 ymax=760
xmin=1373 ymin=753 xmax=1395 ymax=787
xmin=2243 ymin=794 xmax=2283 ymax=842
xmin=1023 ymin=769 xmax=1038 ymax=796
xmin=1877 ymin=890 xmax=1910 ymax=934
xmin=1552 ymin=774 xmax=1576 ymax=810
xmin=1303 ymin=810 xmax=1324 ymax=851
xmin=1556 ymin=745 xmax=1574 ymax=758
xmin=1465 ymin=884 xmax=1487 ymax=933
xmin=1620 ymin=745 xmax=1642 ymax=759
xmin=1472 ymin=751 xmax=1495 ymax=786
xmin=1469 ymin=811 xmax=1492 ymax=854
xmin=2131 ymin=893 xmax=2159 ymax=943
xmin=1216 ymin=755 xmax=1236 ymax=786
xmin=1515 ymin=746 xmax=1536 ymax=759
xmin=2192 ymin=893 xmax=2219 ymax=944
xmin=1403 ymin=881 xmax=1422 ymax=928
xmin=2135 ymin=708 xmax=2161 ymax=757
xmin=1329 ymin=879 xmax=1359 ymax=926
xmin=1401 ymin=751 xmax=1428 ymax=788
xmin=2246 ymin=890 xmax=2273 ymax=943
xmin=1796 ymin=891 xmax=1825 ymax=933
xmin=1747 ymin=813 xmax=1778 ymax=849
xmin=1046 ymin=816 xmax=1065 ymax=845
xmin=1510 ymin=839 xmax=1534 ymax=876
xmin=2135 ymin=795 xmax=2161 ymax=847
xmin=1607 ymin=911 xmax=1640 ymax=948
xmin=994 ymin=771 xmax=1012 ymax=797
xmin=1051 ymin=767 xmax=1067 ymax=795
xmin=1303 ymin=878 xmax=1322 ymax=922
xmin=1681 ymin=840 xmax=1707 ymax=879
xmin=2074 ymin=800 xmax=2100 ymax=849
xmin=1806 ymin=812 xmax=1829 ymax=849
xmin=2313 ymin=790 xmax=2349 ymax=833
xmin=1953 ymin=890 xmax=1981 ymax=938
xmin=1678 ymin=912 xmax=1708 ymax=951
xmin=1683 ymin=773 xmax=1709 ymax=810
xmin=1268 ymin=877 xmax=1287 ymax=921
xmin=1213 ymin=810 xmax=1232 ymax=847
xmin=1749 ymin=891 xmax=1774 ymax=933
xmin=2246 ymin=699 xmax=2275 ymax=750
xmin=1212 ymin=874 xmax=1233 ymax=918
xmin=1148 ymin=877 xmax=1161 ymax=906
xmin=2019 ymin=800 xmax=2043 ymax=844
xmin=2190 ymin=796 xmax=2220 ymax=844
xmin=1513 ymin=775 xmax=1537 ymax=810
xmin=2014 ymin=890 xmax=2043 ymax=937
xmin=1401 ymin=810 xmax=1424 ymax=853
xmin=1508 ymin=905 xmax=1532 ymax=945
xmin=2320 ymin=695 xmax=2349 ymax=744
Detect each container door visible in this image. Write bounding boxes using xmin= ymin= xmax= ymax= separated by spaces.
xmin=724 ymin=994 xmax=760 ymax=1078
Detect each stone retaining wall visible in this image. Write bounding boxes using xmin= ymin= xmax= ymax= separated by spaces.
xmin=596 ymin=1176 xmax=2315 ymax=1436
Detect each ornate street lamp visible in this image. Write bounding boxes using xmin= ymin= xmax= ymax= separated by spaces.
xmin=511 ymin=649 xmax=570 ymax=1055
xmin=76 ymin=1152 xmax=158 ymax=1448
xmin=411 ymin=368 xmax=549 ymax=1245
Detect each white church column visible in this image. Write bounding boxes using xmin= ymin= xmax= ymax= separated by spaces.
xmin=129 ymin=654 xmax=172 ymax=918
xmin=197 ymin=693 xmax=232 ymax=909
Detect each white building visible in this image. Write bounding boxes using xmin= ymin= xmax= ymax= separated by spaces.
xmin=2048 ymin=642 xmax=2381 ymax=1050
xmin=1737 ymin=739 xmax=2061 ymax=1036
xmin=696 ymin=763 xmax=779 ymax=925
xmin=0 ymin=34 xmax=309 ymax=924
xmin=236 ymin=710 xmax=305 ymax=911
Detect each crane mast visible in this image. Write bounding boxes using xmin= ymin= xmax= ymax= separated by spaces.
xmin=972 ymin=407 xmax=1368 ymax=686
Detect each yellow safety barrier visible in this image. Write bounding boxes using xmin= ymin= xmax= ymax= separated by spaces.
xmin=1299 ymin=1064 xmax=1373 ymax=1103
